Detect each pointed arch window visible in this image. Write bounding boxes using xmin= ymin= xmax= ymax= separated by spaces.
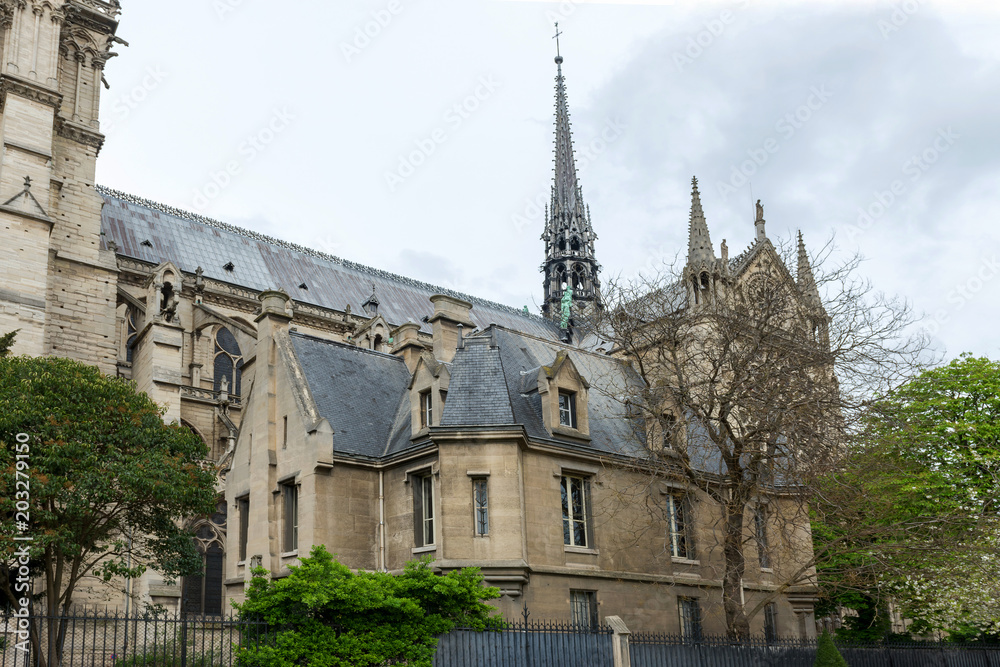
xmin=570 ymin=237 xmax=581 ymax=252
xmin=554 ymin=264 xmax=567 ymax=289
xmin=124 ymin=309 xmax=138 ymax=363
xmin=572 ymin=265 xmax=586 ymax=290
xmin=182 ymin=499 xmax=226 ymax=617
xmin=214 ymin=327 xmax=243 ymax=395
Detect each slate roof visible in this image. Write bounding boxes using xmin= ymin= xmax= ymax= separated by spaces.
xmin=289 ymin=332 xmax=411 ymax=459
xmin=98 ymin=187 xmax=562 ymax=340
xmin=287 ymin=323 xmax=724 ymax=472
xmin=440 ymin=337 xmax=515 ymax=427
xmin=493 ymin=328 xmax=647 ymax=456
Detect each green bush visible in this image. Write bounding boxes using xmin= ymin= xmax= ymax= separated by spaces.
xmin=815 ymin=631 xmax=849 ymax=667
xmin=234 ymin=545 xmax=501 ymax=667
xmin=114 ymin=638 xmax=222 ymax=667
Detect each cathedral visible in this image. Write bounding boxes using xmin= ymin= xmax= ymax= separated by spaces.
xmin=0 ymin=1 xmax=823 ymax=636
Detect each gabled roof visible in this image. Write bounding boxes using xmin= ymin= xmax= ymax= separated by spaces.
xmin=98 ymin=187 xmax=561 ymax=340
xmin=289 ymin=332 xmax=411 ymax=459
xmin=493 ymin=328 xmax=646 ymax=456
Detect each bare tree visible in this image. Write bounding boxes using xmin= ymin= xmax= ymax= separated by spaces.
xmin=581 ymin=226 xmax=929 ymax=638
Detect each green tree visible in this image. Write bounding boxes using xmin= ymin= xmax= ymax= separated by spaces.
xmin=0 ymin=330 xmax=17 ymax=357
xmin=0 ymin=354 xmax=218 ymax=667
xmin=235 ymin=545 xmax=501 ymax=667
xmin=814 ymin=630 xmax=849 ymax=667
xmin=813 ymin=355 xmax=1000 ymax=638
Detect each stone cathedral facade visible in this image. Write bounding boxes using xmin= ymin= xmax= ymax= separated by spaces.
xmin=0 ymin=2 xmax=824 ymax=636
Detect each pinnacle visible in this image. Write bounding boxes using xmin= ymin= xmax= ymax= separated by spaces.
xmin=687 ymin=176 xmax=714 ymax=267
xmin=797 ymin=231 xmax=820 ymax=304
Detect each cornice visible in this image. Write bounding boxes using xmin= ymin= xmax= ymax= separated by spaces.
xmin=63 ymin=0 xmax=119 ymax=33
xmin=0 ymin=74 xmax=62 ymax=111
xmin=55 ymin=116 xmax=105 ymax=154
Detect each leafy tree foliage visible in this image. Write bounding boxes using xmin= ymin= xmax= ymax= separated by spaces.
xmin=0 ymin=354 xmax=218 ymax=622
xmin=813 ymin=355 xmax=1000 ymax=638
xmin=0 ymin=330 xmax=17 ymax=357
xmin=235 ymin=546 xmax=501 ymax=667
xmin=586 ymin=238 xmax=926 ymax=638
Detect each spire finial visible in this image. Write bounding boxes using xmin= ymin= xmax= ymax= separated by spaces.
xmin=553 ymin=22 xmax=563 ymax=64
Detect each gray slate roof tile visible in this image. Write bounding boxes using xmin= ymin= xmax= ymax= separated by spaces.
xmin=289 ymin=332 xmax=411 ymax=459
xmin=99 ymin=187 xmax=562 ymax=340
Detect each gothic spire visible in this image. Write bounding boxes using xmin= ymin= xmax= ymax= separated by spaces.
xmin=550 ymin=45 xmax=585 ymax=224
xmin=540 ymin=28 xmax=601 ymax=322
xmin=687 ymin=177 xmax=715 ymax=268
xmin=797 ymin=231 xmax=820 ymax=305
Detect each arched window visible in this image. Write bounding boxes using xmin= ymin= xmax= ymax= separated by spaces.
xmin=373 ymin=334 xmax=383 ymax=351
xmin=554 ymin=264 xmax=567 ymax=289
xmin=557 ymin=238 xmax=566 ymax=252
xmin=214 ymin=327 xmax=243 ymax=395
xmin=182 ymin=498 xmax=226 ymax=617
xmin=572 ymin=265 xmax=586 ymax=290
xmin=124 ymin=308 xmax=137 ymax=363
xmin=570 ymin=237 xmax=581 ymax=252
xmin=700 ymin=272 xmax=710 ymax=290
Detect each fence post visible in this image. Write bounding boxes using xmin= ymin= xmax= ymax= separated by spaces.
xmin=606 ymin=616 xmax=631 ymax=667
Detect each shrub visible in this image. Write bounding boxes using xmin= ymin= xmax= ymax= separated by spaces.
xmin=234 ymin=545 xmax=500 ymax=666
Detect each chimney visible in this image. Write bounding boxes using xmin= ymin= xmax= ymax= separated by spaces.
xmin=428 ymin=294 xmax=474 ymax=363
xmin=255 ymin=289 xmax=292 ymax=363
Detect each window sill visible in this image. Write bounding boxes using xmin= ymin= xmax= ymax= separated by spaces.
xmin=411 ymin=545 xmax=437 ymax=555
xmin=564 ymin=545 xmax=599 ymax=555
xmin=551 ymin=425 xmax=592 ymax=441
xmin=280 ymin=550 xmax=298 ymax=559
xmin=236 ymin=560 xmax=247 ymax=567
xmin=760 ymin=567 xmax=774 ymax=573
xmin=671 ymin=557 xmax=700 ymax=566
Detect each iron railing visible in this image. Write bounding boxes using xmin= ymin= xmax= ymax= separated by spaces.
xmin=1 ymin=611 xmax=997 ymax=667
xmin=0 ymin=610 xmax=269 ymax=667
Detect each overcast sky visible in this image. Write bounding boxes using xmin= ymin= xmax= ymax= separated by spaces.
xmin=96 ymin=0 xmax=1000 ymax=360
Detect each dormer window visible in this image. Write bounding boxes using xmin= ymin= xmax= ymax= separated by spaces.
xmin=662 ymin=413 xmax=678 ymax=450
xmin=558 ymin=390 xmax=577 ymax=428
xmin=420 ymin=390 xmax=433 ymax=428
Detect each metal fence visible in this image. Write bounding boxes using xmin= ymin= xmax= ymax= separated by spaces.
xmin=434 ymin=620 xmax=614 ymax=667
xmin=1 ymin=612 xmax=998 ymax=667
xmin=0 ymin=610 xmax=268 ymax=667
xmin=628 ymin=633 xmax=1000 ymax=667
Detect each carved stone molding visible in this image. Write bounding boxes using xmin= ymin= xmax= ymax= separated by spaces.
xmin=54 ymin=115 xmax=105 ymax=153
xmin=0 ymin=74 xmax=63 ymax=110
xmin=63 ymin=0 xmax=119 ymax=33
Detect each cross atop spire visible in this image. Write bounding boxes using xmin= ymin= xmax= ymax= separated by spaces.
xmin=553 ymin=22 xmax=563 ymax=61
